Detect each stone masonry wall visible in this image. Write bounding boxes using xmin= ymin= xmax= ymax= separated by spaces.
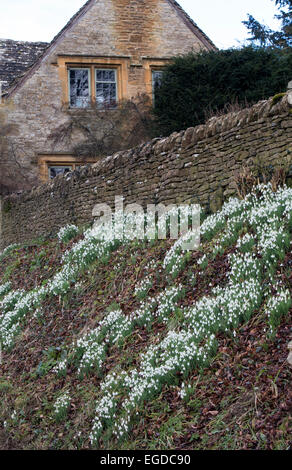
xmin=1 ymin=92 xmax=292 ymax=249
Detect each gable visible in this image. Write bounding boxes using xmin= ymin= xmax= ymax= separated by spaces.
xmin=4 ymin=0 xmax=215 ymax=97
xmin=49 ymin=0 xmax=215 ymax=53
xmin=168 ymin=0 xmax=215 ymax=50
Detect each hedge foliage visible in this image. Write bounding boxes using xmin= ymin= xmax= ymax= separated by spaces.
xmin=154 ymin=46 xmax=292 ymax=136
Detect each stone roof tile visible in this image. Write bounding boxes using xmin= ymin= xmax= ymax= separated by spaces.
xmin=0 ymin=39 xmax=49 ymax=91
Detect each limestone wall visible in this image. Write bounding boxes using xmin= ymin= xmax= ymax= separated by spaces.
xmin=1 ymin=92 xmax=291 ymax=249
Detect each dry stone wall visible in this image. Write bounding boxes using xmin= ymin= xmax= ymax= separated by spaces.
xmin=1 ymin=93 xmax=292 ymax=249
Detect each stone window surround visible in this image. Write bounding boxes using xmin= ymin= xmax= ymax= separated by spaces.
xmin=57 ymin=56 xmax=130 ymax=107
xmin=68 ymin=67 xmax=119 ymax=108
xmin=38 ymin=154 xmax=97 ymax=182
xmin=143 ymin=58 xmax=169 ymax=99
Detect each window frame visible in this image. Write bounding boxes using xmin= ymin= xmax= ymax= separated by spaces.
xmin=38 ymin=155 xmax=98 ymax=182
xmin=58 ymin=56 xmax=129 ymax=109
xmin=67 ymin=65 xmax=120 ymax=109
xmin=151 ymin=70 xmax=164 ymax=103
xmin=68 ymin=67 xmax=91 ymax=109
xmin=141 ymin=59 xmax=169 ymax=104
xmin=95 ymin=67 xmax=118 ymax=109
xmin=48 ymin=164 xmax=74 ymax=179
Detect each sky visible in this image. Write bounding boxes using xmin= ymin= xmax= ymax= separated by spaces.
xmin=0 ymin=0 xmax=281 ymax=49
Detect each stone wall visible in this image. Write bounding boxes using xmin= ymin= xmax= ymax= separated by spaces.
xmin=1 ymin=92 xmax=292 ymax=249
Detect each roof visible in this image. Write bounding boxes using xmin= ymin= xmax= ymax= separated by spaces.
xmin=2 ymin=0 xmax=216 ymax=96
xmin=0 ymin=39 xmax=49 ymax=91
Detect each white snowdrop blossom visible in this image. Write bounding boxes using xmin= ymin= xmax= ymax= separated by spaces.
xmin=236 ymin=233 xmax=256 ymax=252
xmin=53 ymin=358 xmax=68 ymax=377
xmin=0 ymin=217 xmax=124 ymax=349
xmin=179 ymin=382 xmax=193 ymax=401
xmin=90 ymin=184 xmax=292 ymax=444
xmin=57 ymin=224 xmax=79 ymax=243
xmin=1 ymin=183 xmax=292 ymax=445
xmin=265 ymin=289 xmax=291 ymax=337
xmin=134 ymin=276 xmax=153 ymax=300
xmin=197 ymin=254 xmax=208 ymax=269
xmin=0 ymin=282 xmax=11 ymax=298
xmin=53 ymin=391 xmax=71 ymax=422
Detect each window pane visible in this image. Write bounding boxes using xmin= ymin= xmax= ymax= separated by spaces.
xmin=69 ymin=69 xmax=90 ymax=108
xmin=95 ymin=69 xmax=117 ymax=108
xmin=152 ymin=71 xmax=164 ymax=104
xmin=96 ymin=69 xmax=116 ymax=82
xmin=152 ymin=71 xmax=163 ymax=90
xmin=49 ymin=166 xmax=73 ymax=179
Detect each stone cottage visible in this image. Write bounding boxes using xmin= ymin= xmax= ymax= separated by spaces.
xmin=0 ymin=0 xmax=215 ymax=186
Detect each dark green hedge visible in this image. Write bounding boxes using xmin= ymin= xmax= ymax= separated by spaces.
xmin=154 ymin=46 xmax=292 ymax=136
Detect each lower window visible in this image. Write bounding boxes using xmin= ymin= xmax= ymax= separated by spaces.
xmin=48 ymin=165 xmax=74 ymax=179
xmin=39 ymin=155 xmax=97 ymax=182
